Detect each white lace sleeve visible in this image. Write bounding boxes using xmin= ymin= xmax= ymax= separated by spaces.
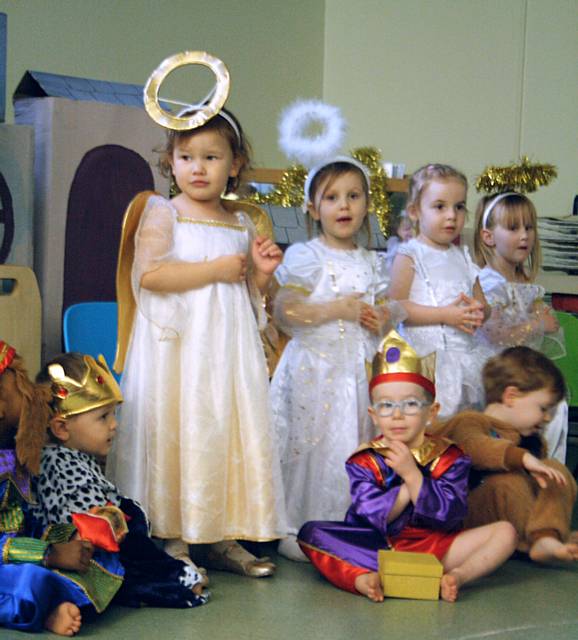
xmin=237 ymin=212 xmax=267 ymax=330
xmin=133 ymin=196 xmax=187 ymax=338
xmin=373 ymin=251 xmax=407 ymax=326
xmin=272 ymin=242 xmax=322 ymax=335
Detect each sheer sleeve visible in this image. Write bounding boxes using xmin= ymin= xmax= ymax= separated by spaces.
xmin=237 ymin=211 xmax=266 ymax=330
xmin=478 ymin=267 xmax=553 ymax=350
xmin=272 ymin=242 xmax=323 ymax=335
xmin=132 ymin=195 xmax=176 ymax=289
xmin=132 ymin=195 xmax=188 ymax=338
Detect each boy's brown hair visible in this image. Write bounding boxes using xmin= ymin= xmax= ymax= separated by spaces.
xmin=483 ymin=346 xmax=566 ymax=405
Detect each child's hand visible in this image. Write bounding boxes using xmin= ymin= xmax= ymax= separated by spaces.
xmin=213 ymin=253 xmax=247 ymax=283
xmin=251 ymin=236 xmax=283 ymax=276
xmin=384 ymin=440 xmax=419 ymax=481
xmin=522 ymin=452 xmax=567 ymax=489
xmin=46 ymin=540 xmax=94 ymax=573
xmin=359 ymin=304 xmax=391 ymax=335
xmin=442 ymin=293 xmax=484 ymax=334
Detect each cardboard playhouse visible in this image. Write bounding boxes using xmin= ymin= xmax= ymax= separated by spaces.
xmin=13 ymin=70 xmax=169 ymax=361
xmin=0 ymin=13 xmax=42 ymax=373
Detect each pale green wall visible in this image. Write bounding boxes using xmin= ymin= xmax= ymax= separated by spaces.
xmin=324 ymin=0 xmax=578 ymax=217
xmin=3 ymin=0 xmax=576 ymax=215
xmin=2 ymin=0 xmax=325 ymax=166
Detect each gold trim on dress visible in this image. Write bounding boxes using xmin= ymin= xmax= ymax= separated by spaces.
xmin=176 ymin=217 xmax=246 ymax=231
xmin=114 ymin=194 xmax=273 ymax=374
xmin=281 ymin=284 xmax=312 ymax=296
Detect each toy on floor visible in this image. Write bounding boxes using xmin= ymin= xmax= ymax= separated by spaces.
xmin=298 ymin=331 xmax=517 ymax=603
xmin=378 ymin=550 xmax=442 ymax=600
xmin=440 ymin=346 xmax=578 ymax=565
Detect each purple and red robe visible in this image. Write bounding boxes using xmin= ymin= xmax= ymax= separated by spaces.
xmin=298 ymin=435 xmax=470 ymax=594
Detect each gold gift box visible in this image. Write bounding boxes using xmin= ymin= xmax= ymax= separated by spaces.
xmin=378 ymin=550 xmax=442 ymax=600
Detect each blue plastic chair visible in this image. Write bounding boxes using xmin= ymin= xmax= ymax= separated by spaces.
xmin=63 ymin=302 xmax=120 ymax=381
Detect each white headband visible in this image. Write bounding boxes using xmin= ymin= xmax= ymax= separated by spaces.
xmin=303 ymin=155 xmax=371 ymax=213
xmin=481 ymin=192 xmax=518 ymax=229
xmin=176 ymin=100 xmax=241 ymax=145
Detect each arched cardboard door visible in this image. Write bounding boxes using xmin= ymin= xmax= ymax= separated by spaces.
xmin=0 ymin=171 xmax=15 ymax=264
xmin=63 ymin=144 xmax=155 ymax=311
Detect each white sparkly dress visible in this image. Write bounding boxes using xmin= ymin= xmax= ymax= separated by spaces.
xmin=270 ymin=238 xmax=394 ymax=534
xmin=107 ymin=195 xmax=286 ymax=543
xmin=479 ymin=266 xmax=568 ymax=463
xmin=397 ymin=238 xmax=486 ymax=418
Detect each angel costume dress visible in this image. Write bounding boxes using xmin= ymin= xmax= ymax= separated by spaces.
xmin=270 ymin=238 xmax=397 ymax=533
xmin=108 ymin=194 xmax=285 ymax=544
xmin=397 ymin=239 xmax=486 ymax=418
xmin=478 ymin=266 xmax=568 ymax=463
xmin=297 ymin=435 xmax=469 ymax=594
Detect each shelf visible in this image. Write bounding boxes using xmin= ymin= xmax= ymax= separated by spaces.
xmin=246 ymin=168 xmax=409 ymax=193
xmin=536 ymin=271 xmax=578 ymax=295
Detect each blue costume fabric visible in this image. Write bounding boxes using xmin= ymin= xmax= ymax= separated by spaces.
xmin=0 ymin=448 xmax=124 ymax=632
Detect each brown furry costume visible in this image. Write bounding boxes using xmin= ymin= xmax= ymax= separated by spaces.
xmin=0 ymin=341 xmax=51 ymax=474
xmin=439 ymin=411 xmax=576 ymax=553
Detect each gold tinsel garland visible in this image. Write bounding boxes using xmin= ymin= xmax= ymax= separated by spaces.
xmin=248 ymin=146 xmax=392 ymax=238
xmin=475 ymin=156 xmax=557 ymax=194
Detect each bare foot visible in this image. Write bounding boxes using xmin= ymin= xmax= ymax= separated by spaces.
xmin=45 ymin=602 xmax=82 ymax=636
xmin=354 ymin=572 xmax=384 ymax=602
xmin=529 ymin=536 xmax=578 ymax=564
xmin=440 ymin=572 xmax=460 ymax=603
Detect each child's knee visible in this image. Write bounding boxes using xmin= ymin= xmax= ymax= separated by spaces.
xmin=493 ymin=521 xmax=518 ymax=550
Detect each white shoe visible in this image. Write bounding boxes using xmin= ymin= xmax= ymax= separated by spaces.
xmin=278 ymin=534 xmax=310 ymax=562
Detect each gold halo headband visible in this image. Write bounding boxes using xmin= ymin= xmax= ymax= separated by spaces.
xmin=144 ymin=51 xmax=231 ymax=132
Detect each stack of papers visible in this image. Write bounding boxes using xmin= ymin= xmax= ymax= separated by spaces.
xmin=537 ymin=217 xmax=578 ymax=274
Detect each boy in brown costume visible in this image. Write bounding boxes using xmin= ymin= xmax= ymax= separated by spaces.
xmin=441 ymin=346 xmax=577 ymax=564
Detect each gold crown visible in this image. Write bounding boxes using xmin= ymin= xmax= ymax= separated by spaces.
xmin=370 ymin=330 xmax=436 ymax=397
xmin=48 ymin=355 xmax=122 ymax=418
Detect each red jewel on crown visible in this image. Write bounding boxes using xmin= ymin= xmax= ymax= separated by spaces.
xmin=96 ymin=375 xmax=104 ymax=385
xmin=56 ymin=387 xmax=69 ymax=398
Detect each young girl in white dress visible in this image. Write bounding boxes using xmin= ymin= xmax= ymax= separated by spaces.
xmin=108 ymin=107 xmax=286 ymax=578
xmin=270 ymin=157 xmax=404 ymax=560
xmin=474 ymin=191 xmax=568 ymax=462
xmin=389 ymin=164 xmax=490 ymax=418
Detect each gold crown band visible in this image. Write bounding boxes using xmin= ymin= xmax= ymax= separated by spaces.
xmin=49 ymin=355 xmax=122 ymax=418
xmin=370 ymin=331 xmax=436 ymax=397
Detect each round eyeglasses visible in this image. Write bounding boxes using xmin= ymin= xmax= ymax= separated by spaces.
xmin=372 ymin=398 xmax=430 ymax=417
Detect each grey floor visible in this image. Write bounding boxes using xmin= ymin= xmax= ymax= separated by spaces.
xmin=4 ymin=448 xmax=578 ymax=639
xmin=2 ymin=543 xmax=578 ymax=640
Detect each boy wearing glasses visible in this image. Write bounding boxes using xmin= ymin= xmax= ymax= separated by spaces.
xmin=298 ymin=331 xmax=517 ymax=602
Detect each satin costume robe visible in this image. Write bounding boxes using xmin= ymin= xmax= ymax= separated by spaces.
xmin=298 ymin=436 xmax=470 ymax=594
